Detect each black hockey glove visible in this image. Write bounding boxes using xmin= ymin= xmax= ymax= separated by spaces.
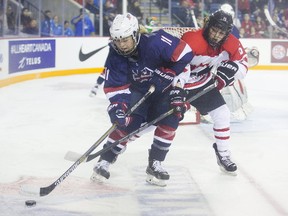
xmin=216 ymin=61 xmax=238 ymax=90
xmin=169 ymin=87 xmax=190 ymax=121
xmin=108 ymin=102 xmax=132 ymax=127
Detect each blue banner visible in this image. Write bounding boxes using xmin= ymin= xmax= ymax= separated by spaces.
xmin=9 ymin=39 xmax=55 ymax=73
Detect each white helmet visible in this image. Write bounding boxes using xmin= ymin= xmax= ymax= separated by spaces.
xmin=220 ymin=4 xmax=235 ymax=18
xmin=110 ymin=13 xmax=140 ymax=56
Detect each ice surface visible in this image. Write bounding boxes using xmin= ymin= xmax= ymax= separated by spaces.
xmin=0 ymin=71 xmax=288 ymax=216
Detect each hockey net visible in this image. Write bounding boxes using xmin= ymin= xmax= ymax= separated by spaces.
xmin=151 ymin=26 xmax=196 ymax=38
xmin=180 ymin=107 xmax=201 ymax=125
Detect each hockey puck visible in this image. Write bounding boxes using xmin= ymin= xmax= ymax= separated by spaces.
xmin=25 ymin=200 xmax=36 ymax=207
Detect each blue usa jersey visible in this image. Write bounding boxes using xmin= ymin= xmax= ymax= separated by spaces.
xmin=103 ymin=29 xmax=193 ymax=104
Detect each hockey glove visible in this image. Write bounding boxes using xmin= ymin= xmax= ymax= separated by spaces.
xmin=169 ymin=87 xmax=190 ymax=120
xmin=108 ymin=102 xmax=132 ymax=127
xmin=216 ymin=61 xmax=238 ymax=90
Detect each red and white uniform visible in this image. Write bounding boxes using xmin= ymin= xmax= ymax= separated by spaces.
xmin=180 ymin=29 xmax=249 ymax=154
xmin=181 ymin=29 xmax=248 ymax=90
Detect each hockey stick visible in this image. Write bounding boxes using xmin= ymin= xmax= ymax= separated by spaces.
xmin=69 ymin=83 xmax=216 ymax=163
xmin=190 ymin=9 xmax=199 ymax=29
xmin=264 ymin=8 xmax=288 ymax=36
xmin=64 ymin=85 xmax=155 ymax=162
xmin=20 ymin=85 xmax=155 ymax=197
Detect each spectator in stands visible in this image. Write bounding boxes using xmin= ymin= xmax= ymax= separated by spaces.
xmin=128 ymin=0 xmax=143 ymax=24
xmin=250 ymin=0 xmax=262 ymax=17
xmin=238 ymin=0 xmax=250 ymax=15
xmin=254 ymin=15 xmax=267 ymax=38
xmin=86 ymin=0 xmax=99 ymax=14
xmin=101 ymin=0 xmax=117 ymax=35
xmin=94 ymin=0 xmax=106 ymax=7
xmin=104 ymin=0 xmax=117 ymax=14
xmin=249 ymin=26 xmax=262 ymax=38
xmin=71 ymin=8 xmax=95 ymax=36
xmin=275 ymin=0 xmax=288 ymax=10
xmin=41 ymin=10 xmax=55 ymax=37
xmin=22 ymin=18 xmax=39 ymax=35
xmin=6 ymin=4 xmax=16 ymax=34
xmin=20 ymin=7 xmax=32 ymax=31
xmin=277 ymin=8 xmax=288 ymax=29
xmin=64 ymin=20 xmax=74 ymax=36
xmin=53 ymin=15 xmax=63 ymax=36
xmin=241 ymin=13 xmax=254 ymax=37
xmin=283 ymin=9 xmax=288 ymax=29
xmin=102 ymin=13 xmax=115 ymax=36
xmin=193 ymin=1 xmax=209 ymax=21
xmin=239 ymin=27 xmax=247 ymax=38
xmin=85 ymin=0 xmax=100 ymax=35
xmin=173 ymin=0 xmax=195 ymax=27
xmin=155 ymin=0 xmax=168 ymax=11
xmin=270 ymin=9 xmax=287 ymax=39
xmin=0 ymin=5 xmax=4 ymax=36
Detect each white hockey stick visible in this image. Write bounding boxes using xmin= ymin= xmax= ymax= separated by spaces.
xmin=264 ymin=8 xmax=288 ymax=36
xmin=190 ymin=9 xmax=199 ymax=29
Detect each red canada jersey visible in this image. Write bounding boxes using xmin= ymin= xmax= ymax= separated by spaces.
xmin=181 ymin=29 xmax=248 ymax=90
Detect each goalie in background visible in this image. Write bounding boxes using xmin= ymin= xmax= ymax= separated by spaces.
xmin=180 ymin=9 xmax=249 ymax=175
xmin=219 ymin=46 xmax=259 ymax=122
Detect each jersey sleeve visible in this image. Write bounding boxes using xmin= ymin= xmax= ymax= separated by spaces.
xmin=224 ymin=35 xmax=248 ymax=80
xmin=103 ymin=47 xmax=131 ymax=104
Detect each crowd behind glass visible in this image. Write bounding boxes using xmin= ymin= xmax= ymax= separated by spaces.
xmin=0 ymin=0 xmax=287 ymax=39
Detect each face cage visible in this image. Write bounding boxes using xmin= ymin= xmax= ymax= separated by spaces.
xmin=111 ymin=32 xmax=140 ymax=57
xmin=203 ymin=22 xmax=231 ymax=49
xmin=208 ymin=35 xmax=228 ymax=48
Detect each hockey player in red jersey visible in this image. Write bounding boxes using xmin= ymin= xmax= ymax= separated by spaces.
xmin=180 ymin=9 xmax=248 ymax=175
xmin=90 ymin=13 xmax=193 ymax=185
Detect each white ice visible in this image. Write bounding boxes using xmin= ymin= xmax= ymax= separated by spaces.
xmin=0 ymin=70 xmax=288 ymax=216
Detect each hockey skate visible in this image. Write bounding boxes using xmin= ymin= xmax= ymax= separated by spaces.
xmin=90 ymin=159 xmax=110 ymax=182
xmin=89 ymin=85 xmax=99 ymax=97
xmin=213 ymin=143 xmax=237 ymax=175
xmin=146 ymin=160 xmax=170 ymax=187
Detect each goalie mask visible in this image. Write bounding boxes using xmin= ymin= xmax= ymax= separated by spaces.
xmin=110 ymin=13 xmax=140 ymax=57
xmin=203 ymin=10 xmax=233 ymax=49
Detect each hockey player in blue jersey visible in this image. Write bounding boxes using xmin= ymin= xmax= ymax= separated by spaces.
xmin=90 ymin=13 xmax=193 ymax=186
